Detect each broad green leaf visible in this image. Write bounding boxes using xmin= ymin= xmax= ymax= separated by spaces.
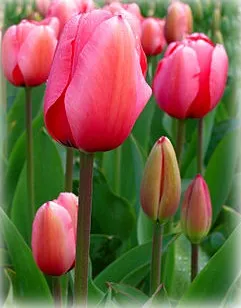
xmin=5 ymin=114 xmax=43 ymax=212
xmin=143 ymin=284 xmax=171 ymax=308
xmin=178 ymin=223 xmax=241 ymax=307
xmin=120 ymin=263 xmax=149 ymax=287
xmin=137 ymin=209 xmax=153 ymax=245
xmin=11 ymin=126 xmax=64 ymax=244
xmin=97 ymin=288 xmax=117 ymax=308
xmin=7 ymin=86 xmax=44 ymax=155
xmin=3 ymin=270 xmax=14 ymax=308
xmin=94 ymin=235 xmax=175 ymax=292
xmin=0 ymin=207 xmax=53 ymax=303
xmin=205 ymin=129 xmax=239 ymax=224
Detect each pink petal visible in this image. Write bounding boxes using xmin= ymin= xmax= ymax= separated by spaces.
xmin=153 ymin=45 xmax=200 ymax=119
xmin=18 ymin=26 xmax=57 ymax=86
xmin=65 ymin=15 xmax=151 ymax=152
xmin=209 ymin=44 xmax=229 ymax=110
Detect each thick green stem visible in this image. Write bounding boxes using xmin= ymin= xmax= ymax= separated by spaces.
xmin=74 ymin=152 xmax=94 ymax=307
xmin=191 ymin=244 xmax=198 ymax=281
xmin=25 ymin=87 xmax=35 ymax=220
xmin=65 ymin=147 xmax=74 ymax=192
xmin=197 ymin=117 xmax=204 ymax=175
xmin=150 ymin=221 xmax=163 ymax=295
xmin=52 ymin=276 xmax=62 ymax=308
xmin=176 ymin=119 xmax=186 ymax=167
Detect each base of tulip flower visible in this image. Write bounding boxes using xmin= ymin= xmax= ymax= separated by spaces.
xmin=74 ymin=151 xmax=94 ymax=307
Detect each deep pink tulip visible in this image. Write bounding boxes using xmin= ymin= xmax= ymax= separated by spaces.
xmin=31 ymin=201 xmax=76 ymax=276
xmin=141 ymin=17 xmax=166 ymax=56
xmin=1 ymin=17 xmax=58 ymax=87
xmin=47 ymin=0 xmax=94 ymax=33
xmin=54 ymin=192 xmax=78 ymax=238
xmin=153 ymin=33 xmax=228 ymax=119
xmin=181 ymin=175 xmax=212 ymax=243
xmin=44 ymin=10 xmax=151 ymax=152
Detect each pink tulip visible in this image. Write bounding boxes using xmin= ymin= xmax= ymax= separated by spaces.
xmin=141 ymin=17 xmax=166 ymax=56
xmin=47 ymin=0 xmax=94 ymax=33
xmin=32 ymin=201 xmax=76 ymax=276
xmin=153 ymin=33 xmax=228 ymax=119
xmin=1 ymin=17 xmax=58 ymax=87
xmin=44 ymin=10 xmax=151 ymax=152
xmin=35 ymin=0 xmax=52 ymax=16
xmin=54 ymin=192 xmax=78 ymax=238
xmin=181 ymin=175 xmax=212 ymax=243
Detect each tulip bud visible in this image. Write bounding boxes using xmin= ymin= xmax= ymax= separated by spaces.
xmin=31 ymin=201 xmax=76 ymax=276
xmin=140 ymin=137 xmax=181 ymax=222
xmin=181 ymin=175 xmax=212 ymax=244
xmin=55 ymin=192 xmax=78 ymax=238
xmin=141 ymin=17 xmax=166 ymax=56
xmin=164 ymin=0 xmax=193 ymax=43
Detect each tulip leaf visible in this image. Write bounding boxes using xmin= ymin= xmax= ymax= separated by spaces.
xmin=94 ymin=234 xmax=175 ymax=292
xmin=143 ymin=284 xmax=171 ymax=308
xmin=205 ymin=129 xmax=239 ymax=224
xmin=120 ymin=263 xmax=150 ymax=287
xmin=177 ymin=223 xmax=241 ymax=307
xmin=137 ymin=209 xmax=154 ymax=245
xmin=11 ymin=124 xmax=64 ymax=244
xmin=7 ymin=86 xmax=44 ymax=155
xmin=0 ymin=207 xmax=53 ymax=303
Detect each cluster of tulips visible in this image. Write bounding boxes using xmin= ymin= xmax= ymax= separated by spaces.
xmin=1 ymin=0 xmax=229 ymax=306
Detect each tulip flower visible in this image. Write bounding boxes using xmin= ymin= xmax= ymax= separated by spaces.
xmin=1 ymin=17 xmax=58 ymax=87
xmin=164 ymin=0 xmax=193 ymax=43
xmin=44 ymin=10 xmax=151 ymax=152
xmin=47 ymin=0 xmax=94 ymax=33
xmin=35 ymin=0 xmax=52 ymax=16
xmin=141 ymin=17 xmax=166 ymax=56
xmin=140 ymin=137 xmax=181 ymax=222
xmin=181 ymin=175 xmax=212 ymax=243
xmin=32 ymin=201 xmax=76 ymax=276
xmin=153 ymin=33 xmax=228 ymax=119
xmin=55 ymin=192 xmax=78 ymax=237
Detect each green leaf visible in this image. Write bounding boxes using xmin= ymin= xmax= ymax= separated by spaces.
xmin=137 ymin=209 xmax=153 ymax=245
xmin=178 ymin=223 xmax=241 ymax=307
xmin=143 ymin=284 xmax=171 ymax=308
xmin=11 ymin=125 xmax=64 ymax=244
xmin=205 ymin=129 xmax=239 ymax=224
xmin=120 ymin=263 xmax=149 ymax=287
xmin=7 ymin=86 xmax=44 ymax=155
xmin=0 ymin=207 xmax=53 ymax=303
xmin=94 ymin=235 xmax=175 ymax=292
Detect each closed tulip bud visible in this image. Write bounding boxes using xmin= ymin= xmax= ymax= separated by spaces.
xmin=141 ymin=17 xmax=166 ymax=56
xmin=181 ymin=175 xmax=212 ymax=244
xmin=44 ymin=10 xmax=151 ymax=152
xmin=1 ymin=17 xmax=58 ymax=87
xmin=31 ymin=201 xmax=76 ymax=276
xmin=153 ymin=33 xmax=228 ymax=119
xmin=55 ymin=192 xmax=78 ymax=238
xmin=164 ymin=0 xmax=193 ymax=44
xmin=140 ymin=137 xmax=181 ymax=222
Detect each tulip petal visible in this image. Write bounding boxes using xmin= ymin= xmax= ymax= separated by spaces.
xmin=153 ymin=45 xmax=200 ymax=119
xmin=32 ymin=202 xmax=75 ymax=276
xmin=18 ymin=26 xmax=57 ymax=87
xmin=65 ymin=15 xmax=151 ymax=152
xmin=209 ymin=44 xmax=228 ymax=110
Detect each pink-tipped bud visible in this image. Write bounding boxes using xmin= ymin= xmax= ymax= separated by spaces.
xmin=54 ymin=192 xmax=78 ymax=238
xmin=31 ymin=201 xmax=76 ymax=276
xmin=140 ymin=137 xmax=181 ymax=222
xmin=164 ymin=0 xmax=193 ymax=43
xmin=181 ymin=175 xmax=212 ymax=244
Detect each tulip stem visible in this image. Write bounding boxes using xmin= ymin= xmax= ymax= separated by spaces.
xmin=150 ymin=221 xmax=163 ymax=295
xmin=191 ymin=243 xmax=199 ymax=281
xmin=176 ymin=119 xmax=186 ymax=167
xmin=74 ymin=151 xmax=94 ymax=307
xmin=197 ymin=117 xmax=204 ymax=174
xmin=52 ymin=276 xmax=62 ymax=307
xmin=25 ymin=87 xmax=35 ymax=222
xmin=65 ymin=147 xmax=74 ymax=192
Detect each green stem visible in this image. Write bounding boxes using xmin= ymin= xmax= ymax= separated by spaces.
xmin=65 ymin=147 xmax=74 ymax=192
xmin=150 ymin=221 xmax=163 ymax=295
xmin=25 ymin=87 xmax=35 ymax=220
xmin=52 ymin=276 xmax=62 ymax=307
xmin=176 ymin=119 xmax=186 ymax=167
xmin=191 ymin=243 xmax=198 ymax=281
xmin=74 ymin=151 xmax=94 ymax=307
xmin=197 ymin=117 xmax=204 ymax=174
